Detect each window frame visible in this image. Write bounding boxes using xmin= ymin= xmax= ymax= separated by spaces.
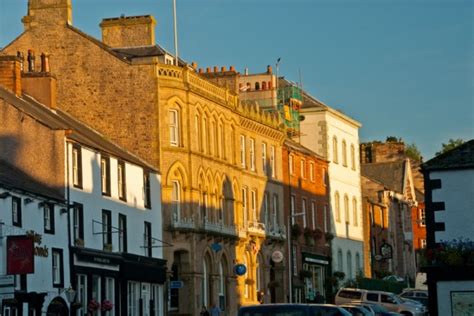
xmin=261 ymin=142 xmax=267 ymax=174
xmin=240 ymin=135 xmax=246 ymax=168
xmin=72 ymin=144 xmax=83 ymax=188
xmin=249 ymin=138 xmax=256 ymax=171
xmin=333 ymin=136 xmax=339 ymax=164
xmin=43 ymin=202 xmax=55 ymax=234
xmin=101 ymin=156 xmax=111 ymax=196
xmin=117 ymin=160 xmax=127 ymax=201
xmin=51 ymin=248 xmax=64 ymax=288
xmin=73 ymin=202 xmax=84 ymax=243
xmin=144 ymin=221 xmax=152 ymax=257
xmin=300 ymin=159 xmax=306 ymax=179
xmin=169 ymin=109 xmax=180 ymax=146
xmin=270 ymin=145 xmax=276 ymax=178
xmin=309 ymin=162 xmax=315 ymax=182
xmin=119 ymin=213 xmax=127 ymax=253
xmin=144 ymin=171 xmax=151 ymax=209
xmin=102 ymin=209 xmax=112 ymax=249
xmin=419 ymin=208 xmax=426 ymax=227
xmin=171 ymin=180 xmax=181 ymax=221
xmin=12 ymin=196 xmax=22 ymax=227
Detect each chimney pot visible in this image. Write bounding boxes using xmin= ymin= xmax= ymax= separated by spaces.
xmin=230 ymin=65 xmax=235 ymax=72
xmin=41 ymin=53 xmax=50 ymax=73
xmin=221 ymin=66 xmax=226 ymax=72
xmin=206 ymin=67 xmax=211 ymax=73
xmin=27 ymin=49 xmax=35 ymax=72
xmin=245 ymin=68 xmax=249 ymax=75
xmin=213 ymin=66 xmax=218 ymax=73
xmin=191 ymin=62 xmax=197 ymax=69
xmin=199 ymin=68 xmax=203 ymax=73
xmin=267 ymin=65 xmax=272 ymax=74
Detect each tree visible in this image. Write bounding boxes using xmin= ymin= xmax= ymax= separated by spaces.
xmin=435 ymin=138 xmax=465 ymax=156
xmin=405 ymin=142 xmax=422 ymax=162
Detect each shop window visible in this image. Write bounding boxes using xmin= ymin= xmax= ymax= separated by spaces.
xmin=77 ymin=274 xmax=88 ymax=315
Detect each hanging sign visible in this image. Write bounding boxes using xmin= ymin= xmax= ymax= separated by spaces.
xmin=234 ymin=264 xmax=247 ymax=276
xmin=7 ymin=235 xmax=34 ymax=275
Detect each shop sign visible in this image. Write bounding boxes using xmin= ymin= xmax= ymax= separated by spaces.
xmin=26 ymin=230 xmax=49 ymax=257
xmin=271 ymin=250 xmax=284 ymax=263
xmin=303 ymin=257 xmax=329 ymax=265
xmin=7 ymin=235 xmax=34 ymax=275
xmin=234 ymin=264 xmax=247 ymax=276
xmin=170 ymin=281 xmax=184 ymax=289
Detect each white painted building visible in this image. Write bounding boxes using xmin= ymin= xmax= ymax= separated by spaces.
xmin=300 ymin=93 xmax=364 ymax=281
xmin=0 ymin=182 xmax=72 ymax=316
xmin=422 ymin=140 xmax=474 ymax=316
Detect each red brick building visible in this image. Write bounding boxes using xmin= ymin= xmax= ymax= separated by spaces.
xmin=282 ymin=139 xmax=330 ymax=303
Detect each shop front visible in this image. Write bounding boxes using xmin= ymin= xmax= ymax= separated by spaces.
xmin=71 ymin=248 xmax=166 ymax=316
xmin=301 ymin=252 xmax=329 ymax=303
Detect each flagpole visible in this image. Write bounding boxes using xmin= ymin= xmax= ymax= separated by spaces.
xmin=173 ymin=0 xmax=179 ymax=66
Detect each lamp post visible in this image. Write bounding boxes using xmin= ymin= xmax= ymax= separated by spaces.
xmin=287 ymin=211 xmax=305 ymax=303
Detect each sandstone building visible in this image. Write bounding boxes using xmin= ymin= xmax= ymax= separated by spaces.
xmin=2 ymin=1 xmax=289 ymax=314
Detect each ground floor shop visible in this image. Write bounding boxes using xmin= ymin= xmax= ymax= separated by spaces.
xmin=71 ymin=248 xmax=166 ymax=316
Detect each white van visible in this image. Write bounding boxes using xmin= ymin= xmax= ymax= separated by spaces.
xmin=335 ymin=288 xmax=426 ymax=316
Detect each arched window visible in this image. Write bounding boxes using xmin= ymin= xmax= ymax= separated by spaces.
xmin=169 ymin=109 xmax=180 ymax=146
xmin=344 ymin=194 xmax=350 ymax=224
xmin=342 ymin=140 xmax=347 ymax=166
xmin=195 ymin=114 xmax=202 ymax=152
xmin=337 ymin=249 xmax=343 ymax=272
xmin=202 ymin=255 xmax=211 ymax=307
xmin=255 ymin=82 xmax=260 ymax=90
xmin=262 ymin=81 xmax=267 ymax=90
xmin=335 ymin=192 xmax=341 ymax=222
xmin=347 ymin=251 xmax=353 ymax=279
xmin=211 ymin=120 xmax=217 ymax=156
xmin=219 ymin=194 xmax=225 ymax=224
xmin=171 ymin=180 xmax=181 ymax=221
xmin=218 ymin=122 xmax=224 ymax=159
xmin=242 ymin=187 xmax=248 ymax=225
xmin=202 ymin=116 xmax=208 ymax=154
xmin=353 ymin=197 xmax=358 ymax=226
xmin=333 ymin=136 xmax=338 ymax=163
xmin=355 ymin=252 xmax=361 ymax=276
xmin=219 ymin=259 xmax=227 ymax=311
xmin=351 ymin=144 xmax=356 ymax=170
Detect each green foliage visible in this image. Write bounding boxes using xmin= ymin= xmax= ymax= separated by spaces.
xmin=435 ymin=138 xmax=465 ymax=156
xmin=405 ymin=142 xmax=422 ymax=162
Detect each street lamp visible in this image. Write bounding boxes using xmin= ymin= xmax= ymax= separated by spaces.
xmin=287 ymin=211 xmax=305 ymax=304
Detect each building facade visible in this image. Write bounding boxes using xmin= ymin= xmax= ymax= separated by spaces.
xmin=282 ymin=140 xmax=330 ymax=303
xmin=0 ymin=55 xmax=166 ymax=316
xmin=2 ymin=1 xmax=288 ymax=314
xmin=421 ymin=140 xmax=474 ymax=316
xmin=299 ymin=93 xmax=365 ymax=284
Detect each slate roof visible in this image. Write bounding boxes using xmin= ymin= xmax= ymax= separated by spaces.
xmin=112 ymin=45 xmax=187 ymax=66
xmin=0 ymin=86 xmax=158 ymax=173
xmin=361 ymin=160 xmax=406 ymax=193
xmin=422 ymin=140 xmax=474 ymax=171
xmin=0 ymin=159 xmax=64 ymax=201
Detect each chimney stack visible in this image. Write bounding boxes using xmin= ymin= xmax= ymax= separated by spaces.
xmin=267 ymin=65 xmax=272 ymax=74
xmin=230 ymin=65 xmax=235 ymax=72
xmin=213 ymin=66 xmax=218 ymax=73
xmin=0 ymin=55 xmax=22 ymax=96
xmin=221 ymin=66 xmax=226 ymax=72
xmin=100 ymin=15 xmax=156 ymax=48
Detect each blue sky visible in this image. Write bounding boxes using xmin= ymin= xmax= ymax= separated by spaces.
xmin=1 ymin=0 xmax=472 ymax=160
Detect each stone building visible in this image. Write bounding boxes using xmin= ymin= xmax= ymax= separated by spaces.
xmin=282 ymin=139 xmax=330 ymax=303
xmin=1 ymin=1 xmax=288 ymax=314
xmin=0 ymin=55 xmax=165 ymax=315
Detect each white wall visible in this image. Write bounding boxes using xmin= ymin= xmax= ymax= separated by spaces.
xmin=67 ymin=142 xmax=163 ymax=258
xmin=0 ymin=189 xmax=71 ymax=310
xmin=431 ymin=169 xmax=474 ymax=242
xmin=300 ymin=108 xmax=364 ymax=278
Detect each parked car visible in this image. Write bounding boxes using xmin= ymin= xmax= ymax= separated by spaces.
xmin=339 ymin=304 xmax=374 ymax=316
xmin=399 ymin=290 xmax=428 ymax=308
xmin=355 ymin=302 xmax=403 ymax=316
xmin=238 ymin=304 xmax=352 ymax=316
xmin=335 ymin=288 xmax=426 ymax=316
